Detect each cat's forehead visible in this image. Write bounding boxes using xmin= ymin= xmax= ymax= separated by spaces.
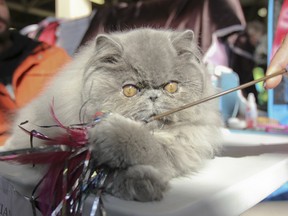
xmin=92 ymin=29 xmax=202 ymax=86
xmin=117 ymin=30 xmax=177 ymax=83
xmin=118 ymin=29 xmax=174 ymax=53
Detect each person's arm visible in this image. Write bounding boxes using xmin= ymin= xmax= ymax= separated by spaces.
xmin=265 ymin=34 xmax=288 ymax=89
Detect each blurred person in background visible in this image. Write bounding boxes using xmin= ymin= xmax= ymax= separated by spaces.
xmin=228 ymin=20 xmax=266 ymax=101
xmin=0 ymin=0 xmax=71 ymax=145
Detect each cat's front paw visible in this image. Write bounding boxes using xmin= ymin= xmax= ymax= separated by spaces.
xmin=89 ymin=113 xmax=149 ymax=168
xmin=108 ymin=165 xmax=168 ymax=201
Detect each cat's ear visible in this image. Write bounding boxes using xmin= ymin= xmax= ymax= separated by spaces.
xmin=171 ymin=30 xmax=195 ymax=56
xmin=95 ymin=34 xmax=123 ymax=64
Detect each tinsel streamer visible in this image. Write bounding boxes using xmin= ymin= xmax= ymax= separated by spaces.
xmin=0 ymin=103 xmax=109 ymax=216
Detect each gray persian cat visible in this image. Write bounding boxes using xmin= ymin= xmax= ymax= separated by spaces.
xmin=3 ymin=28 xmax=222 ymax=201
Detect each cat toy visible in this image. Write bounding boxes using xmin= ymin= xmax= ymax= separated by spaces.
xmin=0 ymin=106 xmax=110 ymax=216
xmin=0 ymin=67 xmax=287 ymax=216
xmin=148 ymin=67 xmax=288 ymax=122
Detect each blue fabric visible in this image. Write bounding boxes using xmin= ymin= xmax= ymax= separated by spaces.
xmin=264 ymin=182 xmax=288 ymax=201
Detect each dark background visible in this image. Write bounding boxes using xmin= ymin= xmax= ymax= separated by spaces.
xmin=7 ymin=0 xmax=267 ymax=30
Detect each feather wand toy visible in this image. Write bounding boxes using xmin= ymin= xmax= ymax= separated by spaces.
xmin=0 ymin=110 xmax=110 ymax=216
xmin=147 ymin=67 xmax=288 ymax=122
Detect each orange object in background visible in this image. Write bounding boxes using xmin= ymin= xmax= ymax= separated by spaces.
xmin=0 ymin=44 xmax=71 ymax=145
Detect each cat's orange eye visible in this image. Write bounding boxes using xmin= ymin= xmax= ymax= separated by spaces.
xmin=122 ymin=84 xmax=138 ymax=97
xmin=164 ymin=81 xmax=178 ymax=93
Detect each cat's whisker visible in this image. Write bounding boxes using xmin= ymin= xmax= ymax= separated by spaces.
xmin=79 ymin=80 xmax=95 ymax=123
xmin=79 ymin=98 xmax=92 ymax=123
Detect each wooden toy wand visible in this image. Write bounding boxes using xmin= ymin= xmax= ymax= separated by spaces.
xmin=147 ymin=67 xmax=288 ymax=122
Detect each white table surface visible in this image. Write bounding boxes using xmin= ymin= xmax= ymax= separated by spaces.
xmin=222 ymin=129 xmax=288 ymax=146
xmin=1 ymin=129 xmax=288 ymax=216
xmin=221 ymin=129 xmax=288 ymax=157
xmin=1 ymin=155 xmax=287 ymax=216
xmin=97 ymin=154 xmax=288 ymax=216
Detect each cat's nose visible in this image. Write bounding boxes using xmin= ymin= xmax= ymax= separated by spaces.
xmin=149 ymin=96 xmax=158 ymax=102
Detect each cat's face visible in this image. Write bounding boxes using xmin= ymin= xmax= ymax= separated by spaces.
xmin=81 ymin=29 xmax=208 ymax=126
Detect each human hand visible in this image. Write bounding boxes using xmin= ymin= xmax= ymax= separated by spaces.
xmin=265 ymin=34 xmax=288 ymax=89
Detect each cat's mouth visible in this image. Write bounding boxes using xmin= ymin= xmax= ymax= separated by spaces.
xmin=143 ymin=113 xmax=173 ymax=128
xmin=140 ymin=113 xmax=156 ymax=124
xmin=147 ymin=113 xmax=160 ymax=122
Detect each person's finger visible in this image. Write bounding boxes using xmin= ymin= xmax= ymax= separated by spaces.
xmin=265 ymin=35 xmax=288 ymax=89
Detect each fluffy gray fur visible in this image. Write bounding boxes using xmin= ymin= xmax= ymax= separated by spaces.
xmin=3 ymin=28 xmax=222 ymax=201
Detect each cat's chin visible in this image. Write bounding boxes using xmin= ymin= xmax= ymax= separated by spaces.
xmin=145 ymin=117 xmax=173 ymax=130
